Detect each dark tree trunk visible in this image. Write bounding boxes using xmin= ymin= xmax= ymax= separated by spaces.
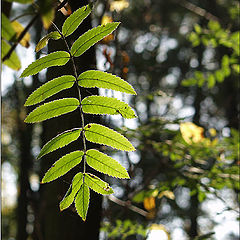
xmin=35 ymin=1 xmax=102 ymax=239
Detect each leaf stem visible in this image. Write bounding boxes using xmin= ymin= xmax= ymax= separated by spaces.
xmin=51 ymin=21 xmax=87 ymax=175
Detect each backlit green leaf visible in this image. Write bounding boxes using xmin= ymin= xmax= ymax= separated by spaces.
xmin=78 ymin=70 xmax=136 ymax=95
xmin=75 ymin=182 xmax=90 ymax=221
xmin=24 ymin=98 xmax=79 ymax=123
xmin=20 ymin=51 xmax=70 ymax=77
xmin=35 ymin=31 xmax=61 ymax=52
xmin=85 ymin=173 xmax=114 ymax=195
xmin=71 ymin=22 xmax=120 ymax=57
xmin=37 ymin=128 xmax=82 ymax=159
xmin=62 ymin=4 xmax=92 ymax=37
xmin=24 ymin=75 xmax=75 ymax=106
xmin=86 ymin=149 xmax=129 ymax=178
xmin=41 ymin=151 xmax=84 ymax=183
xmin=1 ymin=13 xmax=16 ymax=41
xmin=60 ymin=172 xmax=83 ymax=211
xmin=1 ymin=40 xmax=21 ymax=70
xmin=81 ymin=96 xmax=136 ymax=119
xmin=84 ymin=123 xmax=135 ymax=151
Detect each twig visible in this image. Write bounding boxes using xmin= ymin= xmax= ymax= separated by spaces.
xmin=107 ymin=195 xmax=148 ymax=217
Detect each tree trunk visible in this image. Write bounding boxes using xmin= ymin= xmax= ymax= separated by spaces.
xmin=35 ymin=1 xmax=102 ymax=239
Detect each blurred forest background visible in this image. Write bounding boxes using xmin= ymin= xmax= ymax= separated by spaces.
xmin=1 ymin=0 xmax=239 ymax=240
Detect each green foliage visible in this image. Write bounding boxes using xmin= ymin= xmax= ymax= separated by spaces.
xmin=82 ymin=96 xmax=136 ymax=118
xmin=20 ymin=51 xmax=70 ymax=77
xmin=78 ymin=70 xmax=136 ymax=95
xmin=1 ymin=13 xmax=16 ymax=42
xmin=71 ymin=22 xmax=120 ymax=57
xmin=22 ymin=4 xmax=136 ymax=221
xmin=35 ymin=31 xmax=61 ymax=52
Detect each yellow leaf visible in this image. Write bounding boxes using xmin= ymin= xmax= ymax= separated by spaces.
xmin=110 ymin=0 xmax=129 ymax=12
xmin=158 ymin=190 xmax=175 ymax=200
xmin=209 ymin=128 xmax=217 ymax=137
xmin=100 ymin=16 xmax=114 ymax=44
xmin=180 ymin=122 xmax=204 ymax=144
xmin=11 ymin=21 xmax=31 ymax=48
xmin=143 ymin=196 xmax=155 ymax=211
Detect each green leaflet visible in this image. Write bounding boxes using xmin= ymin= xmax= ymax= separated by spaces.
xmin=71 ymin=22 xmax=120 ymax=57
xmin=1 ymin=40 xmax=21 ymax=70
xmin=1 ymin=13 xmax=16 ymax=41
xmin=35 ymin=31 xmax=61 ymax=52
xmin=24 ymin=75 xmax=75 ymax=106
xmin=37 ymin=128 xmax=82 ymax=159
xmin=60 ymin=172 xmax=83 ymax=211
xmin=86 ymin=149 xmax=129 ymax=179
xmin=78 ymin=70 xmax=136 ymax=95
xmin=41 ymin=151 xmax=84 ymax=183
xmin=75 ymin=183 xmax=90 ymax=221
xmin=20 ymin=51 xmax=70 ymax=77
xmin=85 ymin=123 xmax=135 ymax=151
xmin=62 ymin=4 xmax=92 ymax=37
xmin=85 ymin=173 xmax=114 ymax=195
xmin=25 ymin=98 xmax=79 ymax=123
xmin=81 ymin=96 xmax=136 ymax=119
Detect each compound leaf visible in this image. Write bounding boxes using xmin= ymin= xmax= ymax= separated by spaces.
xmin=85 ymin=173 xmax=114 ymax=195
xmin=41 ymin=151 xmax=84 ymax=183
xmin=60 ymin=172 xmax=83 ymax=211
xmin=84 ymin=123 xmax=135 ymax=151
xmin=81 ymin=96 xmax=136 ymax=119
xmin=71 ymin=22 xmax=120 ymax=57
xmin=62 ymin=4 xmax=92 ymax=37
xmin=78 ymin=70 xmax=136 ymax=95
xmin=20 ymin=51 xmax=70 ymax=77
xmin=24 ymin=75 xmax=75 ymax=106
xmin=35 ymin=31 xmax=61 ymax=52
xmin=37 ymin=128 xmax=82 ymax=159
xmin=25 ymin=98 xmax=79 ymax=123
xmin=86 ymin=149 xmax=129 ymax=179
xmin=75 ymin=182 xmax=90 ymax=221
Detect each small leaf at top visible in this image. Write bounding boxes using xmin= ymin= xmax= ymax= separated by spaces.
xmin=1 ymin=40 xmax=21 ymax=70
xmin=24 ymin=75 xmax=75 ymax=106
xmin=78 ymin=70 xmax=136 ymax=95
xmin=70 ymin=22 xmax=120 ymax=57
xmin=85 ymin=173 xmax=114 ymax=195
xmin=60 ymin=172 xmax=83 ymax=211
xmin=24 ymin=98 xmax=79 ymax=123
xmin=37 ymin=128 xmax=82 ymax=159
xmin=20 ymin=51 xmax=70 ymax=77
xmin=62 ymin=4 xmax=92 ymax=37
xmin=84 ymin=123 xmax=135 ymax=151
xmin=75 ymin=183 xmax=90 ymax=221
xmin=81 ymin=96 xmax=136 ymax=119
xmin=86 ymin=149 xmax=129 ymax=179
xmin=35 ymin=31 xmax=61 ymax=52
xmin=41 ymin=151 xmax=84 ymax=183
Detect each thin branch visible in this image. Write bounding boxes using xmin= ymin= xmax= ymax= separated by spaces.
xmin=178 ymin=0 xmax=219 ymax=22
xmin=107 ymin=195 xmax=148 ymax=217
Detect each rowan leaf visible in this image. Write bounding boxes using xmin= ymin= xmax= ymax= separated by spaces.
xmin=37 ymin=128 xmax=82 ymax=159
xmin=62 ymin=4 xmax=92 ymax=37
xmin=24 ymin=75 xmax=75 ymax=106
xmin=75 ymin=182 xmax=90 ymax=221
xmin=78 ymin=70 xmax=136 ymax=95
xmin=1 ymin=40 xmax=21 ymax=70
xmin=60 ymin=172 xmax=83 ymax=211
xmin=81 ymin=96 xmax=136 ymax=119
xmin=20 ymin=51 xmax=70 ymax=77
xmin=41 ymin=151 xmax=84 ymax=183
xmin=85 ymin=173 xmax=114 ymax=195
xmin=84 ymin=123 xmax=135 ymax=151
xmin=71 ymin=22 xmax=120 ymax=57
xmin=24 ymin=98 xmax=79 ymax=123
xmin=35 ymin=31 xmax=61 ymax=52
xmin=1 ymin=13 xmax=16 ymax=41
xmin=86 ymin=149 xmax=129 ymax=179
